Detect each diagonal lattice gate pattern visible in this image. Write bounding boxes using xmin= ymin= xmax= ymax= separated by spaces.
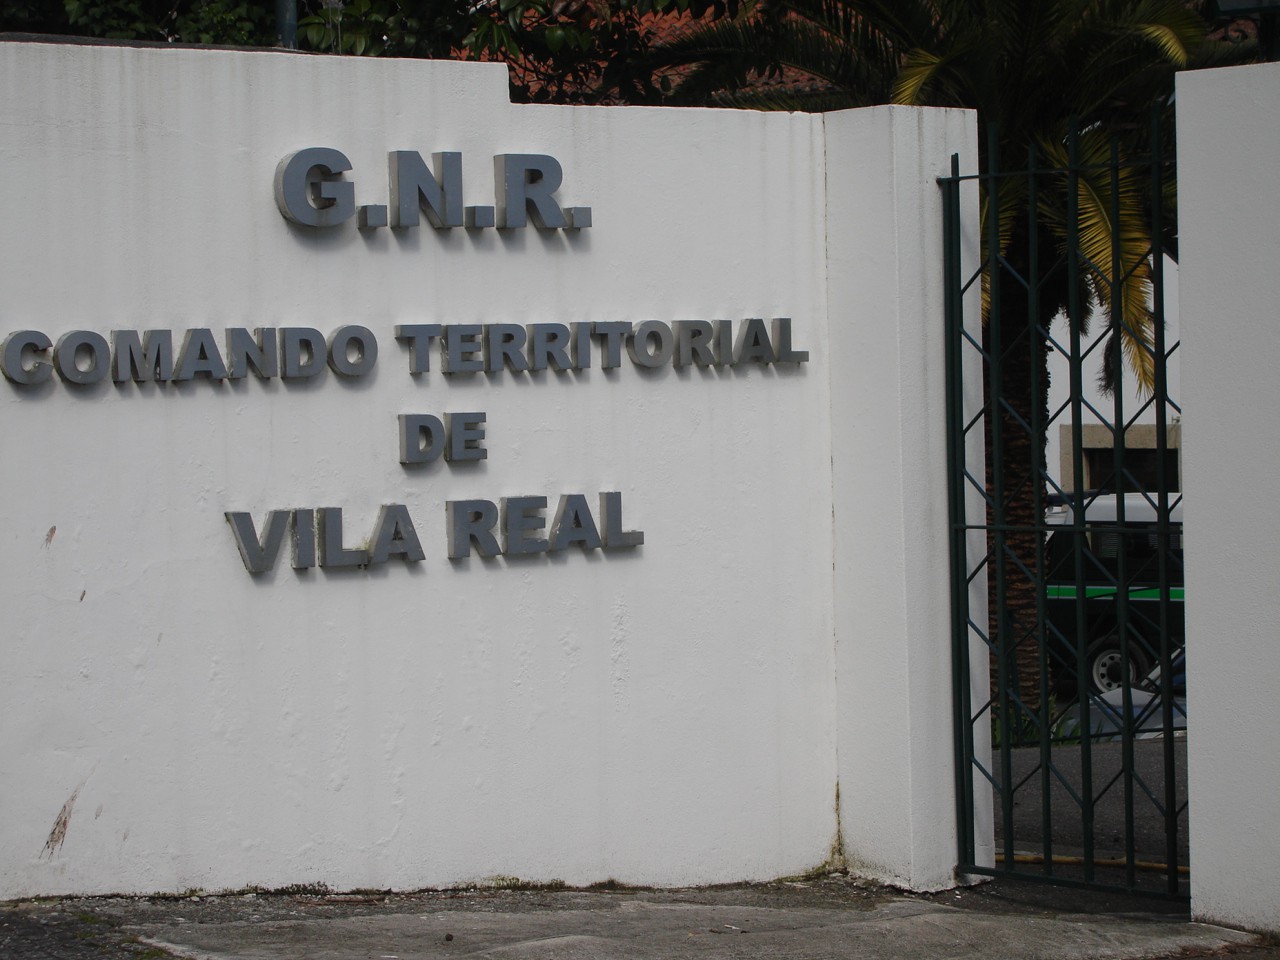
xmin=940 ymin=116 xmax=1186 ymax=898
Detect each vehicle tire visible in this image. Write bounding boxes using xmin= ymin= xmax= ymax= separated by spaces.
xmin=1085 ymin=635 xmax=1150 ymax=695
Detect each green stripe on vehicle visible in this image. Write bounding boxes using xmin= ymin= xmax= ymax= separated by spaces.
xmin=1045 ymin=585 xmax=1185 ymax=601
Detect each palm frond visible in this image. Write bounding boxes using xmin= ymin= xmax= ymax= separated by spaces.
xmin=892 ymin=48 xmax=945 ymax=104
xmin=1134 ymin=22 xmax=1194 ymax=66
xmin=1040 ymin=132 xmax=1159 ymax=394
xmin=654 ymin=5 xmax=897 ymax=105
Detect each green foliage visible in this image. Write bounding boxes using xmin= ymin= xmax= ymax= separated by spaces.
xmin=0 ymin=0 xmax=277 ymax=43
xmin=0 ymin=0 xmax=735 ymax=97
xmin=1 ymin=0 xmax=275 ymax=43
xmin=296 ymin=0 xmax=475 ymax=57
xmin=0 ymin=0 xmax=74 ymax=34
xmin=991 ymin=696 xmax=1082 ymax=750
xmin=458 ymin=0 xmax=746 ymax=104
xmin=0 ymin=0 xmax=472 ymax=55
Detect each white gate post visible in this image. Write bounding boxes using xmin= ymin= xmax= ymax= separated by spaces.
xmin=823 ymin=105 xmax=987 ymax=890
xmin=1178 ymin=62 xmax=1280 ymax=934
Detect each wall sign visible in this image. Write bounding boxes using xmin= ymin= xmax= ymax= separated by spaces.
xmin=0 ymin=152 xmax=808 ymax=576
xmin=274 ymin=148 xmax=592 ymax=230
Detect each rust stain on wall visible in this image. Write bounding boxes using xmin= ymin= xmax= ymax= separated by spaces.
xmin=40 ymin=784 xmax=82 ymax=859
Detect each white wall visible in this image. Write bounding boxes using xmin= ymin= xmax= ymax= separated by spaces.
xmin=0 ymin=41 xmax=977 ymax=897
xmin=1178 ymin=62 xmax=1280 ymax=934
xmin=824 ymin=106 xmax=985 ymax=889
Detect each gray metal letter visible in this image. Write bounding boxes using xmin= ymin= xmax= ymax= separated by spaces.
xmin=327 ymin=325 xmax=378 ymax=377
xmin=112 ymin=330 xmax=174 ymax=382
xmin=368 ymin=504 xmax=426 ymax=564
xmin=281 ymin=328 xmax=327 ymax=379
xmin=274 ymin=148 xmax=356 ymax=228
xmin=175 ymin=328 xmax=229 ymax=381
xmin=733 ymin=317 xmax=777 ymax=365
xmin=292 ymin=509 xmax=316 ymax=569
xmin=1 ymin=331 xmax=52 ymax=385
xmin=319 ymin=507 xmax=368 ymax=567
xmin=443 ymin=325 xmax=484 ymax=373
xmin=389 ymin=151 xmax=463 ymax=228
xmin=226 ymin=328 xmax=279 ymax=379
xmin=600 ymin=492 xmax=644 ymax=549
xmin=550 ymin=494 xmax=603 ymax=552
xmin=627 ymin=321 xmax=674 ymax=368
xmin=715 ymin=320 xmax=734 ymax=366
xmin=572 ymin=322 xmax=592 ymax=369
xmin=399 ymin=414 xmax=445 ymax=464
xmin=446 ymin=499 xmax=501 ymax=559
xmin=592 ymin=322 xmax=631 ymax=370
xmin=502 ymin=496 xmax=549 ymax=555
xmin=484 ymin=324 xmax=529 ymax=374
xmin=395 ymin=324 xmax=442 ymax=374
xmin=528 ymin=323 xmax=572 ymax=372
xmin=53 ymin=331 xmax=110 ymax=385
xmin=495 ymin=154 xmax=567 ymax=229
xmin=445 ymin=412 xmax=487 ymax=462
xmin=226 ymin=511 xmax=289 ymax=574
xmin=674 ymin=320 xmax=716 ymax=367
xmin=358 ymin=204 xmax=387 ymax=229
xmin=772 ymin=318 xmax=810 ymax=363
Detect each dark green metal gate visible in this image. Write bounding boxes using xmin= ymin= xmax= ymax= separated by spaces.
xmin=940 ymin=118 xmax=1186 ymax=898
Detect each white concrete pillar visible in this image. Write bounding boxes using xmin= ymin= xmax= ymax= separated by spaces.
xmin=824 ymin=105 xmax=987 ymax=890
xmin=1178 ymin=62 xmax=1280 ymax=934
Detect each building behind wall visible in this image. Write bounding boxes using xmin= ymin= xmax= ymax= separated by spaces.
xmin=1046 ymin=262 xmax=1182 ymax=497
xmin=1058 ymin=422 xmax=1182 ymax=495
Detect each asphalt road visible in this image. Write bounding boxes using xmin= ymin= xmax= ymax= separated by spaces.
xmin=994 ymin=734 xmax=1189 ymax=891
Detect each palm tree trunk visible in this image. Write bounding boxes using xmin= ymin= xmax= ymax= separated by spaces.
xmin=984 ymin=238 xmax=1056 ymax=721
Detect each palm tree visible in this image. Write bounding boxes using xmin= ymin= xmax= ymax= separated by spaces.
xmin=646 ymin=0 xmax=1243 ymax=710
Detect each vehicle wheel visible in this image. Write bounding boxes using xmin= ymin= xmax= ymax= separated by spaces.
xmin=1085 ymin=636 xmax=1150 ymax=695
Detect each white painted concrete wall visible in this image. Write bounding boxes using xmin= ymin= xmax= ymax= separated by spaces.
xmin=824 ymin=106 xmax=986 ymax=889
xmin=1178 ymin=62 xmax=1280 ymax=934
xmin=0 ymin=41 xmax=977 ymax=898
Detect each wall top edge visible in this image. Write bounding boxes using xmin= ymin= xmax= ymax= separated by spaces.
xmin=1176 ymin=59 xmax=1280 ymax=92
xmin=0 ymin=33 xmax=977 ymax=125
xmin=0 ymin=31 xmax=516 ymax=104
xmin=821 ymin=102 xmax=977 ymax=120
